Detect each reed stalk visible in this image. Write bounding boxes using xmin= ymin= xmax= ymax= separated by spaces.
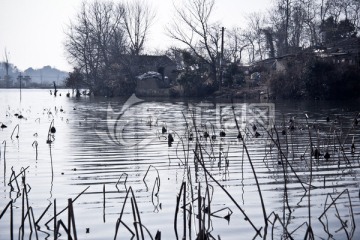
xmin=45 ymin=186 xmax=89 ymax=226
xmin=173 ymin=182 xmax=185 ymax=240
xmin=183 ymin=181 xmax=186 ymax=240
xmin=155 ymin=230 xmax=161 ymax=240
xmin=304 ymin=225 xmax=315 ymax=240
xmin=132 ymin=195 xmax=145 ymax=239
xmin=8 ymin=167 xmax=21 ymax=192
xmin=305 ymin=115 xmax=313 ymax=230
xmin=116 ymin=173 xmax=128 ymax=191
xmin=130 ymin=197 xmax=141 ymax=240
xmin=0 ymin=200 xmax=14 ymax=239
xmin=114 ymin=187 xmax=147 ymax=240
xmin=22 ymin=207 xmax=39 ymax=240
xmin=35 ymin=202 xmax=52 ymax=226
xmin=197 ymin=144 xmax=214 ymax=234
xmin=68 ymin=198 xmax=78 ymax=240
xmin=335 ymin=132 xmax=351 ymax=165
xmin=197 ymin=182 xmax=202 ymax=239
xmin=330 ymin=195 xmax=350 ymax=239
xmin=10 ymin=199 xmax=13 ymax=240
xmin=262 ymin=126 xmax=308 ymax=191
xmin=231 ymin=104 xmax=267 ymax=235
xmin=54 ymin=199 xmax=56 ymax=240
xmin=47 ymin=119 xmax=56 ymax=144
xmin=21 ymin=183 xmax=25 ymax=240
xmin=23 ymin=176 xmax=38 ymax=239
xmin=319 ymin=189 xmax=355 ymax=229
xmin=54 ymin=220 xmax=71 ymax=240
xmin=209 ymin=206 xmax=232 ymax=220
xmin=68 ymin=199 xmax=72 ymax=240
xmin=181 ymin=111 xmax=191 ymax=165
xmin=8 ymin=166 xmax=29 ymax=187
xmin=143 ymin=165 xmax=160 ymax=191
xmin=10 ymin=124 xmax=19 ymax=140
xmin=32 ymin=141 xmax=38 ymax=160
xmin=151 ymin=177 xmax=160 ymax=209
xmin=2 ymin=140 xmax=6 ymax=186
xmin=273 ymin=125 xmax=291 ymax=214
xmin=194 ymin=150 xmax=261 ymax=236
xmin=114 ymin=188 xmax=133 ymax=239
xmin=267 ymin=212 xmax=294 ymax=240
xmin=103 ymin=184 xmax=106 ymax=223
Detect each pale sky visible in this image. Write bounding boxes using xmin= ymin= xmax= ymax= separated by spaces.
xmin=0 ymin=0 xmax=270 ymax=72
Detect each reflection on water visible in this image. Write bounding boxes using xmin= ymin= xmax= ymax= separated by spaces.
xmin=0 ymin=89 xmax=360 ymax=239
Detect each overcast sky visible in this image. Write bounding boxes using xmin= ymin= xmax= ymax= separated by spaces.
xmin=0 ymin=0 xmax=270 ymax=72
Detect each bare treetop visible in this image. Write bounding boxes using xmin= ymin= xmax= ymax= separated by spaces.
xmin=123 ymin=0 xmax=156 ymax=55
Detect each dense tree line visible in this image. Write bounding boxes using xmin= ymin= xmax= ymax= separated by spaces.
xmin=64 ymin=0 xmax=359 ymax=97
xmin=270 ymin=55 xmax=360 ymax=100
xmin=235 ymin=0 xmax=359 ymax=62
xmin=263 ymin=0 xmax=360 ymax=100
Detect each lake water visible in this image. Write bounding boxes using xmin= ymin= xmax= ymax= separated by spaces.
xmin=0 ymin=88 xmax=360 ymax=239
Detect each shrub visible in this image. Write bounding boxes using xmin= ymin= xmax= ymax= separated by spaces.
xmin=303 ymin=59 xmax=360 ymax=100
xmin=270 ymin=56 xmax=360 ymax=100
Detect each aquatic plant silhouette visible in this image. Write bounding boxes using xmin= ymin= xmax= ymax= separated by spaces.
xmin=47 ymin=119 xmax=56 ymax=144
xmin=32 ymin=141 xmax=38 ymax=160
xmin=10 ymin=124 xmax=19 ymax=140
xmin=1 ymin=140 xmax=6 ymax=186
xmin=0 ymin=200 xmax=14 ymax=239
xmin=1 ymin=93 xmax=360 ymax=239
xmin=0 ymin=122 xmax=7 ymax=129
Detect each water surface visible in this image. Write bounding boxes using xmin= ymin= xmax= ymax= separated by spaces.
xmin=0 ymin=89 xmax=359 ymax=239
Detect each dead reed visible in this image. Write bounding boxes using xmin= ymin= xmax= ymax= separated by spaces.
xmin=1 ymin=140 xmax=6 ymax=185
xmin=10 ymin=124 xmax=19 ymax=140
xmin=1 ymin=100 xmax=359 ymax=240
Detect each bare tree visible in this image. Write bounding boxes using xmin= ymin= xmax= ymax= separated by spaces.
xmin=348 ymin=0 xmax=360 ymax=28
xmin=319 ymin=0 xmax=359 ymax=43
xmin=246 ymin=12 xmax=267 ymax=61
xmin=3 ymin=49 xmax=9 ymax=76
xmin=3 ymin=48 xmax=11 ymax=87
xmin=64 ymin=1 xmax=125 ymax=95
xmin=123 ymin=0 xmax=155 ymax=55
xmin=290 ymin=4 xmax=302 ymax=47
xmin=262 ymin=28 xmax=276 ymax=58
xmin=225 ymin=28 xmax=249 ymax=64
xmin=167 ymin=0 xmax=221 ymax=83
xmin=268 ymin=0 xmax=290 ymax=56
xmin=329 ymin=0 xmax=360 ymax=29
xmin=243 ymin=30 xmax=257 ymax=62
xmin=301 ymin=0 xmax=320 ymax=46
xmin=324 ymin=0 xmax=343 ymax=22
xmin=269 ymin=0 xmax=320 ymax=55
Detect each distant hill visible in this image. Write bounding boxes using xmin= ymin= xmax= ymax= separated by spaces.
xmin=24 ymin=66 xmax=68 ymax=85
xmin=0 ymin=63 xmax=68 ymax=86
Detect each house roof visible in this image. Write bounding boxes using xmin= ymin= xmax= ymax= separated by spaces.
xmin=120 ymin=55 xmax=176 ymax=67
xmin=326 ymin=37 xmax=360 ymax=54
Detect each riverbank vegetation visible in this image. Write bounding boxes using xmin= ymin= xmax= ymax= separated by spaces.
xmin=63 ymin=0 xmax=360 ymax=99
xmin=270 ymin=55 xmax=360 ymax=100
